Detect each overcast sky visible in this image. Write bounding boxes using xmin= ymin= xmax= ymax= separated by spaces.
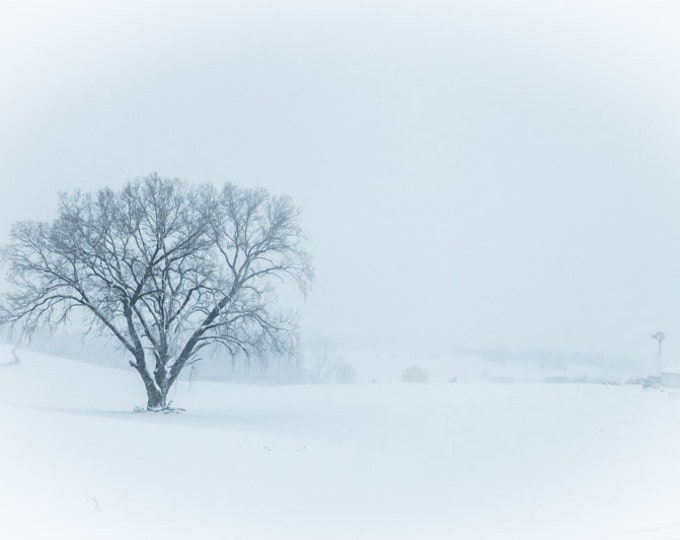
xmin=1 ymin=0 xmax=680 ymax=360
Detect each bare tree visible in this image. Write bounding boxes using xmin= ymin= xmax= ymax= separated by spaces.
xmin=0 ymin=174 xmax=312 ymax=409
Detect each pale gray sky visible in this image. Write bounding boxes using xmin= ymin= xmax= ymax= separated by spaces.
xmin=2 ymin=0 xmax=680 ymax=360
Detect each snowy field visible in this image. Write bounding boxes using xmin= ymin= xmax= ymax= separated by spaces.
xmin=1 ymin=345 xmax=680 ymax=540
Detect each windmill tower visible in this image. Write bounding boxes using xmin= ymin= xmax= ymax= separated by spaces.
xmin=651 ymin=331 xmax=665 ymax=383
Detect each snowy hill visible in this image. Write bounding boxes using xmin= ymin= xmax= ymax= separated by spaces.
xmin=1 ymin=345 xmax=679 ymax=540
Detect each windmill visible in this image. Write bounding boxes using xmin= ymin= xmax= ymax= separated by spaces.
xmin=651 ymin=331 xmax=665 ymax=382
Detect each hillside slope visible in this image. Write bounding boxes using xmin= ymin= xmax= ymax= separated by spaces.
xmin=0 ymin=346 xmax=679 ymax=539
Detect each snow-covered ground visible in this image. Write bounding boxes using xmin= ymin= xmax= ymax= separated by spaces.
xmin=1 ymin=345 xmax=679 ymax=540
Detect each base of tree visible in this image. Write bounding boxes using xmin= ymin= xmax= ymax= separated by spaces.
xmin=133 ymin=405 xmax=186 ymax=414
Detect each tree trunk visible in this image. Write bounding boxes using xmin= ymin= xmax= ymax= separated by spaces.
xmin=131 ymin=357 xmax=169 ymax=409
xmin=145 ymin=385 xmax=166 ymax=409
xmin=135 ymin=367 xmax=166 ymax=409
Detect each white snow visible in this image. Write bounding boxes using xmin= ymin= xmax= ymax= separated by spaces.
xmin=1 ymin=345 xmax=679 ymax=539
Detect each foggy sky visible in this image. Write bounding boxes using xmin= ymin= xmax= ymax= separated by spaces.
xmin=1 ymin=0 xmax=680 ymax=361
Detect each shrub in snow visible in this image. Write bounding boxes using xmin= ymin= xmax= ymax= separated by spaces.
xmin=401 ymin=365 xmax=429 ymax=383
xmin=333 ymin=361 xmax=357 ymax=384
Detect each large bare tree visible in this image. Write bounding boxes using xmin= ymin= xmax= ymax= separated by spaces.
xmin=0 ymin=174 xmax=312 ymax=408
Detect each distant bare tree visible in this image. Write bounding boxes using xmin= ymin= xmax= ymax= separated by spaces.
xmin=0 ymin=174 xmax=312 ymax=409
